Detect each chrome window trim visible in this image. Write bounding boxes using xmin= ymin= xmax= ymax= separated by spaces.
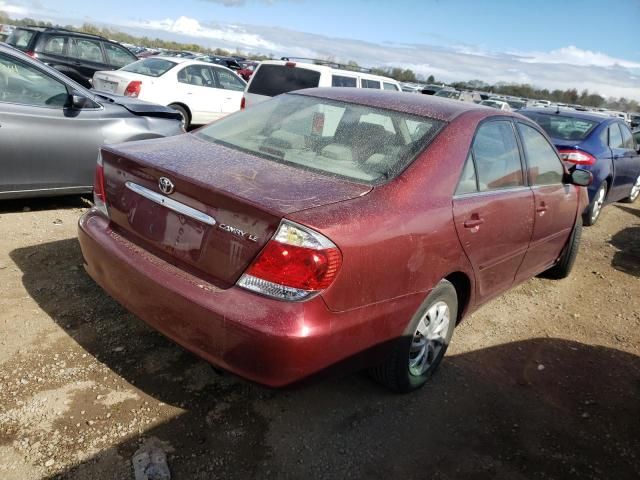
xmin=452 ymin=186 xmax=532 ymax=200
xmin=125 ymin=181 xmax=216 ymax=226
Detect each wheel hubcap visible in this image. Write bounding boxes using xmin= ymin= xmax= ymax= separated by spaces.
xmin=630 ymin=175 xmax=640 ymax=201
xmin=592 ymin=186 xmax=605 ymax=221
xmin=409 ymin=301 xmax=450 ymax=376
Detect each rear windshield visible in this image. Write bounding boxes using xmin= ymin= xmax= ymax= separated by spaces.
xmin=520 ymin=111 xmax=599 ymax=141
xmin=6 ymin=29 xmax=35 ymax=49
xmin=120 ymin=58 xmax=177 ymax=77
xmin=248 ymin=64 xmax=321 ymax=97
xmin=195 ymin=94 xmax=444 ymax=185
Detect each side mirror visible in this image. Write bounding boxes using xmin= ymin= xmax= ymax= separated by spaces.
xmin=69 ymin=91 xmax=88 ymax=109
xmin=569 ymin=168 xmax=593 ymax=187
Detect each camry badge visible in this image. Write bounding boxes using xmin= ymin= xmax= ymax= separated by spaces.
xmin=158 ymin=177 xmax=175 ymax=195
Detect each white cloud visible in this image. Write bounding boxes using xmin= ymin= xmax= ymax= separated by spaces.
xmin=515 ymin=45 xmax=640 ymax=69
xmin=0 ymin=1 xmax=30 ymax=16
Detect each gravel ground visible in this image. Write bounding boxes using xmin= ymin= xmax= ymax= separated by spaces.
xmin=0 ymin=196 xmax=639 ymax=480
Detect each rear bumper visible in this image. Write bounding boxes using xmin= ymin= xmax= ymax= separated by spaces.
xmin=78 ymin=210 xmax=423 ymax=387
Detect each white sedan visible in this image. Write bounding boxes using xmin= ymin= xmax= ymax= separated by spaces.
xmin=479 ymin=99 xmax=512 ymax=111
xmin=92 ymin=57 xmax=246 ymax=128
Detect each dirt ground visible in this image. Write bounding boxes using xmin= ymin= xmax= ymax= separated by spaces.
xmin=0 ymin=196 xmax=639 ymax=480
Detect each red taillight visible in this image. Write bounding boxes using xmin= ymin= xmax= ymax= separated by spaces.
xmin=26 ymin=51 xmax=38 ymax=59
xmin=124 ymin=80 xmax=142 ymax=97
xmin=285 ymin=62 xmax=296 ymax=68
xmin=558 ymin=149 xmax=596 ymax=165
xmin=237 ymin=220 xmax=342 ymax=300
xmin=93 ymin=154 xmax=109 ymax=218
xmin=240 ymin=96 xmax=246 ymax=110
xmin=246 ymin=242 xmax=341 ymax=291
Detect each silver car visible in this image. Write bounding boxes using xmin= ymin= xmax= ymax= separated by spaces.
xmin=0 ymin=43 xmax=183 ymax=199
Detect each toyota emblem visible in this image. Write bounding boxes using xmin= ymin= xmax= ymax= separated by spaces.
xmin=158 ymin=177 xmax=175 ymax=195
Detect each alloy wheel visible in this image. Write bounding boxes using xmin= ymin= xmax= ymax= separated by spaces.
xmin=409 ymin=301 xmax=450 ymax=376
xmin=592 ymin=185 xmax=606 ymax=222
xmin=630 ymin=175 xmax=640 ymax=202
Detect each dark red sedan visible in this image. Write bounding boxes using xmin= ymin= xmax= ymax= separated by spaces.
xmin=78 ymin=89 xmax=591 ymax=392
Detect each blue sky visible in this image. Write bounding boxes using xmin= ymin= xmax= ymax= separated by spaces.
xmin=2 ymin=0 xmax=639 ymax=98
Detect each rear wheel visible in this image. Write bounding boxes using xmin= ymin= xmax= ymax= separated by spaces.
xmin=169 ymin=104 xmax=190 ymax=130
xmin=621 ymin=174 xmax=640 ymax=203
xmin=543 ymin=217 xmax=582 ymax=279
xmin=583 ymin=182 xmax=606 ymax=226
xmin=369 ymin=280 xmax=457 ymax=393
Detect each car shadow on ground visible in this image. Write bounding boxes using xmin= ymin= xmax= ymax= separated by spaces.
xmin=8 ymin=239 xmax=640 ymax=479
xmin=0 ymin=195 xmax=90 ymax=214
xmin=610 ymin=205 xmax=640 ymax=277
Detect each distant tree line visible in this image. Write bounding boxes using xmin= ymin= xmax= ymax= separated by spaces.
xmin=1 ymin=11 xmax=637 ymax=112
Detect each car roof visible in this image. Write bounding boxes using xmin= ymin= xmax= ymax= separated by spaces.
xmin=13 ymin=25 xmax=106 ymax=40
xmin=292 ymin=88 xmax=494 ymax=122
xmin=520 ymin=107 xmax=611 ymax=123
xmin=258 ymin=60 xmax=400 ymax=84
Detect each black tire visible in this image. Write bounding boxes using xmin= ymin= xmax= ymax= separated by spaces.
xmin=620 ymin=174 xmax=640 ymax=203
xmin=582 ymin=181 xmax=607 ymax=226
xmin=543 ymin=217 xmax=582 ymax=279
xmin=369 ymin=280 xmax=457 ymax=393
xmin=169 ymin=104 xmax=190 ymax=130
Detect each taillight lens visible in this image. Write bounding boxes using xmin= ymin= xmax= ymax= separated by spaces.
xmin=124 ymin=80 xmax=142 ymax=97
xmin=237 ymin=220 xmax=342 ymax=301
xmin=240 ymin=96 xmax=246 ymax=110
xmin=93 ymin=153 xmax=109 ymax=218
xmin=558 ymin=149 xmax=596 ymax=165
xmin=26 ymin=51 xmax=38 ymax=59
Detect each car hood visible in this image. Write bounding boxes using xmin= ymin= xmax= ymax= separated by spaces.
xmin=92 ymin=92 xmax=182 ymax=120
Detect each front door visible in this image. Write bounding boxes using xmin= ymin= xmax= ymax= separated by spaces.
xmin=609 ymin=122 xmax=640 ymax=201
xmin=515 ymin=122 xmax=578 ymax=280
xmin=452 ymin=120 xmax=534 ymax=304
xmin=0 ymin=52 xmax=106 ymax=195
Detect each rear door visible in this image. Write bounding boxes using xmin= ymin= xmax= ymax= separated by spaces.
xmin=67 ymin=36 xmax=111 ymax=86
xmin=453 ymin=120 xmax=534 ymax=304
xmin=0 ymin=51 xmax=107 ymax=195
xmin=34 ymin=34 xmax=69 ymax=71
xmin=175 ymin=64 xmax=224 ymax=124
xmin=515 ymin=122 xmax=577 ymax=280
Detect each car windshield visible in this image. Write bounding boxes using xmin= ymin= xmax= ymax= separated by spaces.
xmin=435 ymin=90 xmax=458 ymax=99
xmin=521 ymin=111 xmax=599 ymax=141
xmin=120 ymin=58 xmax=177 ymax=77
xmin=195 ymin=94 xmax=444 ymax=185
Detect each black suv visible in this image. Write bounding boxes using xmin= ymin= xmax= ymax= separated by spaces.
xmin=6 ymin=26 xmax=137 ymax=88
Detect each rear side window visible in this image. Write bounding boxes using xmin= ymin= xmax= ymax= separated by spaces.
xmin=42 ymin=36 xmax=66 ymax=55
xmin=383 ymin=82 xmax=399 ymax=91
xmin=608 ymin=124 xmax=624 ymax=149
xmin=248 ymin=64 xmax=320 ymax=97
xmin=361 ymin=79 xmax=381 ymax=89
xmin=177 ymin=65 xmax=214 ymax=87
xmin=121 ymin=58 xmax=177 ymax=77
xmin=332 ymin=75 xmax=357 ymax=87
xmin=472 ymin=121 xmax=524 ymax=191
xmin=517 ymin=123 xmax=564 ymax=186
xmin=455 ymin=153 xmax=478 ymax=195
xmin=6 ymin=29 xmax=34 ymax=49
xmin=104 ymin=43 xmax=136 ymax=67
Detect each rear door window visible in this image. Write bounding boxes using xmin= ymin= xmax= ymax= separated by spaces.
xmin=41 ymin=36 xmax=66 ymax=56
xmin=383 ymin=82 xmax=399 ymax=91
xmin=608 ymin=123 xmax=624 ymax=148
xmin=332 ymin=75 xmax=357 ymax=87
xmin=361 ymin=79 xmax=381 ymax=89
xmin=517 ymin=123 xmax=564 ymax=185
xmin=472 ymin=121 xmax=524 ymax=191
xmin=177 ymin=65 xmax=214 ymax=87
xmin=619 ymin=123 xmax=635 ymax=150
xmin=69 ymin=38 xmax=105 ymax=63
xmin=103 ymin=42 xmax=136 ymax=67
xmin=455 ymin=153 xmax=478 ymax=195
xmin=247 ymin=64 xmax=320 ymax=96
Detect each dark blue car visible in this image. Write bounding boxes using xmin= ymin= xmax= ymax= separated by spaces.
xmin=520 ymin=108 xmax=640 ymax=225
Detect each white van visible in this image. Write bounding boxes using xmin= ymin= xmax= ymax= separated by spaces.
xmin=243 ymin=58 xmax=402 ymax=108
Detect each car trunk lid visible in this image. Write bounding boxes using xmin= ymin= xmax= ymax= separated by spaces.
xmin=92 ymin=70 xmax=148 ymax=95
xmin=101 ymin=134 xmax=371 ymax=287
